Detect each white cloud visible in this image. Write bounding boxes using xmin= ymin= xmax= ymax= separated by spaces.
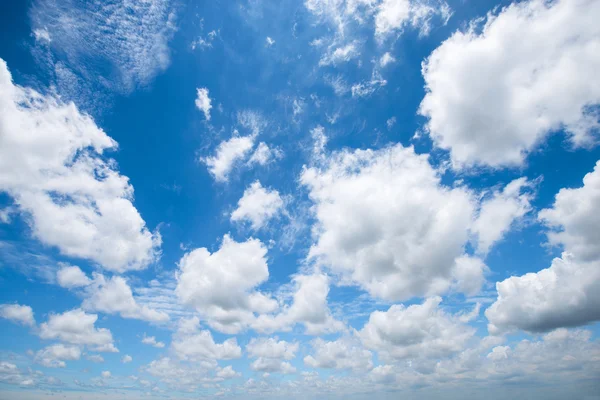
xmin=319 ymin=43 xmax=360 ymax=66
xmin=0 ymin=59 xmax=161 ymax=273
xmin=56 ymin=265 xmax=92 ymax=288
xmin=246 ymin=338 xmax=298 ymax=360
xmin=34 ymin=344 xmax=81 ymax=368
xmin=375 ymin=0 xmax=451 ymax=38
xmin=250 ymin=358 xmax=296 ymax=374
xmin=203 ymin=135 xmax=255 ymax=182
xmin=486 ymin=253 xmax=600 ymax=334
xmin=252 ymin=273 xmax=345 ymax=335
xmin=176 ymin=235 xmax=277 ymax=333
xmin=231 ymin=181 xmax=284 ymax=230
xmin=419 ymin=0 xmax=600 ymax=168
xmin=39 ymin=309 xmax=118 ymax=352
xmin=359 ymin=297 xmax=475 ymax=362
xmin=301 ymin=143 xmax=483 ymax=301
xmin=192 ymin=30 xmax=218 ymax=50
xmin=351 ymin=75 xmax=387 ymax=98
xmin=0 ymin=304 xmax=35 ymax=327
xmin=33 ymin=28 xmax=51 ymax=43
xmin=216 ymin=365 xmax=240 ymax=379
xmin=171 ymin=317 xmax=242 ymax=362
xmin=30 ymin=0 xmax=176 ymax=94
xmin=82 ymin=274 xmax=169 ymax=323
xmin=487 ymin=161 xmax=600 ymax=333
xmin=248 ymin=142 xmax=282 ymax=166
xmin=386 ymin=116 xmax=396 ymax=129
xmin=195 ymin=88 xmax=212 ymax=121
xmin=142 ymin=335 xmax=165 ymax=348
xmin=472 ymin=178 xmax=534 ymax=255
xmin=101 ymin=371 xmax=111 ymax=379
xmin=304 ymin=337 xmax=373 ymax=371
xmin=266 ymin=37 xmax=275 ymax=47
xmin=539 ymin=161 xmax=600 ymax=261
xmin=379 ymin=52 xmax=395 ymax=67
xmin=122 ymin=355 xmax=133 ymax=363
xmin=87 ymin=354 xmax=104 ymax=363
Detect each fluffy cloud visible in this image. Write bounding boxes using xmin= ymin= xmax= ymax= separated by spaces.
xmin=252 ymin=273 xmax=344 ymax=335
xmin=142 ymin=335 xmax=165 ymax=348
xmin=374 ymin=0 xmax=451 ymax=38
xmin=301 ymin=143 xmax=483 ymax=301
xmin=250 ymin=358 xmax=296 ymax=374
xmin=171 ymin=317 xmax=242 ymax=362
xmin=432 ymin=329 xmax=600 ymax=385
xmin=39 ymin=309 xmax=118 ymax=352
xmin=305 ymin=0 xmax=450 ymax=39
xmin=0 ymin=304 xmax=35 ymax=326
xmin=0 ymin=59 xmax=160 ymax=273
xmin=539 ymin=161 xmax=600 ymax=261
xmin=247 ymin=142 xmax=282 ymax=166
xmin=203 ymin=135 xmax=255 ymax=182
xmin=231 ymin=181 xmax=284 ymax=230
xmin=56 ymin=265 xmax=169 ymax=323
xmin=176 ymin=235 xmax=277 ymax=333
xmin=304 ymin=337 xmax=373 ymax=371
xmin=319 ymin=42 xmax=360 ymax=67
xmin=359 ymin=297 xmax=475 ymax=362
xmin=122 ymin=355 xmax=133 ymax=363
xmin=487 ymin=162 xmax=600 ymax=333
xmin=216 ymin=365 xmax=241 ymax=379
xmin=195 ymin=88 xmax=212 ymax=120
xmin=472 ymin=178 xmax=534 ymax=255
xmin=246 ymin=338 xmax=298 ymax=360
xmin=34 ymin=344 xmax=81 ymax=368
xmin=56 ymin=265 xmax=92 ymax=288
xmin=82 ymin=274 xmax=169 ymax=323
xmin=247 ymin=338 xmax=298 ymax=374
xmin=419 ymin=0 xmax=600 ymax=168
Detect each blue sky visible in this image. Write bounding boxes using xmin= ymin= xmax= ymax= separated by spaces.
xmin=1 ymin=0 xmax=600 ymax=399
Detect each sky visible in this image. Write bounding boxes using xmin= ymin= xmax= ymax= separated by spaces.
xmin=0 ymin=0 xmax=599 ymax=399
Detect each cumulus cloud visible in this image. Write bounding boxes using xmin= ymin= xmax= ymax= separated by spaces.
xmin=0 ymin=304 xmax=35 ymax=327
xmin=34 ymin=344 xmax=81 ymax=368
xmin=301 ymin=143 xmax=484 ymax=301
xmin=195 ymin=88 xmax=212 ymax=120
xmin=305 ymin=0 xmax=450 ymax=39
xmin=231 ymin=181 xmax=284 ymax=230
xmin=142 ymin=335 xmax=165 ymax=348
xmin=0 ymin=59 xmax=161 ymax=273
xmin=487 ymin=162 xmax=600 ymax=333
xmin=56 ymin=265 xmax=92 ymax=288
xmin=304 ymin=337 xmax=373 ymax=371
xmin=472 ymin=178 xmax=534 ymax=255
xmin=203 ymin=135 xmax=255 ymax=182
xmin=171 ymin=317 xmax=242 ymax=362
xmin=247 ymin=142 xmax=282 ymax=166
xmin=252 ymin=273 xmax=345 ymax=335
xmin=359 ymin=297 xmax=475 ymax=362
xmin=539 ymin=161 xmax=600 ymax=261
xmin=122 ymin=355 xmax=133 ymax=363
xmin=39 ymin=309 xmax=118 ymax=352
xmin=250 ymin=358 xmax=296 ymax=374
xmin=419 ymin=0 xmax=600 ymax=168
xmin=375 ymin=0 xmax=451 ymax=38
xmin=176 ymin=235 xmax=277 ymax=333
xmin=82 ymin=274 xmax=170 ymax=323
xmin=246 ymin=338 xmax=299 ymax=360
